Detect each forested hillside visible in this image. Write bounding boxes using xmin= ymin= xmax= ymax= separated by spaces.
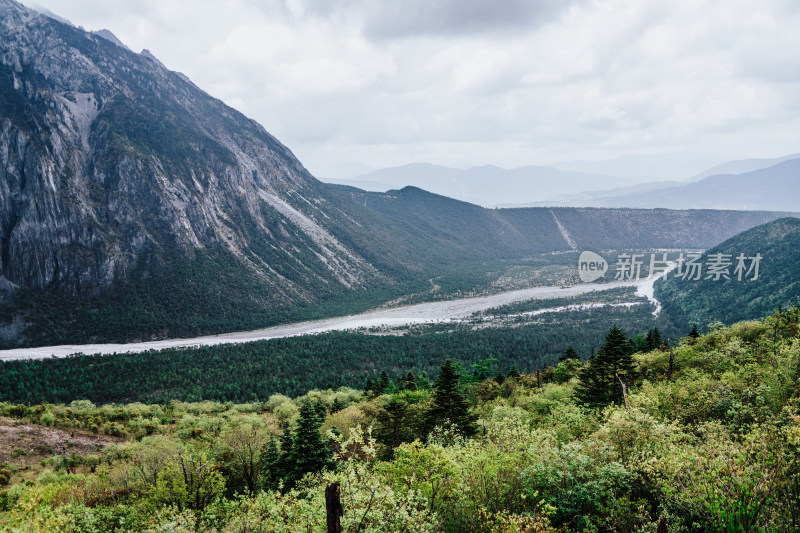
xmin=657 ymin=217 xmax=800 ymax=331
xmin=1 ymin=307 xmax=798 ymax=531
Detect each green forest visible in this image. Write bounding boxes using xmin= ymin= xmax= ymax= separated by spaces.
xmin=1 ymin=306 xmax=799 ymax=532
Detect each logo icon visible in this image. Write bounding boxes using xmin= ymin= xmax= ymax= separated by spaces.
xmin=578 ymin=251 xmax=608 ymax=283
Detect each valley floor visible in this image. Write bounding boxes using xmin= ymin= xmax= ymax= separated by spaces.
xmin=0 ymin=270 xmax=667 ymax=361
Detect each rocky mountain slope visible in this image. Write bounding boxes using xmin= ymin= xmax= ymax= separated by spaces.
xmin=0 ymin=0 xmax=388 ymax=303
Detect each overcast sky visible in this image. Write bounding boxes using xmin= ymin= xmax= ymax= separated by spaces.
xmin=22 ymin=0 xmax=800 ymax=178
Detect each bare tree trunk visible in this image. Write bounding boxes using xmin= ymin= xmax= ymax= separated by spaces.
xmin=667 ymin=341 xmax=674 ymax=380
xmin=615 ymin=372 xmax=628 ymax=409
xmin=536 ymin=369 xmax=541 ymax=388
xmin=326 ymin=482 xmax=343 ymax=533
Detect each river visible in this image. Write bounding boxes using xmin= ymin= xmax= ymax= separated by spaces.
xmin=0 ymin=270 xmax=669 ymax=361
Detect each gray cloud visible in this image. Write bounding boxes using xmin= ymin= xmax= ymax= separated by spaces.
xmin=17 ymin=0 xmax=800 ymax=178
xmin=294 ymin=0 xmax=583 ymax=40
xmin=359 ymin=0 xmax=579 ymax=40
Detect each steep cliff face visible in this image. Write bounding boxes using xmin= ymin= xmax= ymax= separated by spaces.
xmin=0 ymin=0 xmax=378 ymax=302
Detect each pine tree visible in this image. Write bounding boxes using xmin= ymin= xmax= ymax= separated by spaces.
xmin=644 ymin=330 xmax=655 ymax=351
xmin=378 ymin=371 xmax=390 ymax=392
xmin=507 ymin=365 xmax=521 ymax=379
xmin=286 ymin=402 xmax=332 ymax=487
xmin=425 ymin=359 xmax=478 ymax=439
xmin=689 ymin=324 xmax=700 ymax=339
xmin=313 ymin=400 xmax=327 ymax=420
xmin=399 ymin=371 xmax=417 ymax=391
xmin=651 ymin=328 xmax=663 ymax=349
xmin=330 ymin=397 xmax=346 ymax=413
xmin=575 ymin=353 xmax=612 ymax=408
xmin=260 ymin=436 xmax=281 ymax=491
xmin=560 ymin=346 xmax=579 ymax=362
xmin=375 ymin=397 xmax=411 ymax=459
xmin=416 ymin=373 xmax=432 ymax=390
xmin=276 ymin=421 xmax=293 ymax=486
xmin=575 ymin=325 xmax=637 ymax=408
xmin=644 ymin=328 xmax=664 ymax=351
xmin=494 ymin=372 xmax=505 ymax=385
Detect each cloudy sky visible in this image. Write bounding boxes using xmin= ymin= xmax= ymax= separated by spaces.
xmin=22 ymin=0 xmax=800 ymax=178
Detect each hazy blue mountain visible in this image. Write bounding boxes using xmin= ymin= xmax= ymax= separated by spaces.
xmin=512 ymin=181 xmax=682 ymax=208
xmin=552 ymin=153 xmax=722 ymax=181
xmin=527 ymin=159 xmax=800 ymax=211
xmin=687 ymin=153 xmax=800 ymax=182
xmin=590 ymin=159 xmax=800 ymax=210
xmin=338 ymin=162 xmax=641 ymax=206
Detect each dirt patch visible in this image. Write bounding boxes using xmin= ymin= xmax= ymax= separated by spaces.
xmin=0 ymin=417 xmax=121 ymax=464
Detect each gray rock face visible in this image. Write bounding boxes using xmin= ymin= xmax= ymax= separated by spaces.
xmin=0 ymin=0 xmax=378 ymax=299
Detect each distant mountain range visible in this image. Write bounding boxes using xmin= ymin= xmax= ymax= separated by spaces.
xmin=553 ymin=152 xmax=722 ymax=181
xmin=324 ymin=163 xmax=643 ymax=206
xmin=325 ymin=153 xmax=800 ymax=209
xmin=535 ymin=158 xmax=800 ymax=211
xmin=685 ymin=153 xmax=800 ymax=182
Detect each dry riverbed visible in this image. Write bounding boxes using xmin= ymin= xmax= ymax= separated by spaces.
xmin=0 ymin=271 xmax=669 ymax=361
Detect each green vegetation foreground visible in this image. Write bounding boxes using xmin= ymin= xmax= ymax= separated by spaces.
xmin=0 ymin=307 xmax=799 ymax=531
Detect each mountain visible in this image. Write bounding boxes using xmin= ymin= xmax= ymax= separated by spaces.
xmin=655 ymin=217 xmax=800 ymax=329
xmin=335 ymin=162 xmax=641 ymax=206
xmin=0 ymin=0 xmax=447 ymax=342
xmin=529 ymin=159 xmax=800 ymax=211
xmin=332 ymin=186 xmax=795 ymax=257
xmin=596 ymin=159 xmax=800 ymax=210
xmin=0 ymin=0 xmax=378 ymax=299
xmin=687 ymin=153 xmax=800 ymax=182
xmin=553 ymin=153 xmax=722 ymax=181
xmin=510 ymin=180 xmax=681 ymax=208
xmin=0 ymin=0 xmax=793 ymax=347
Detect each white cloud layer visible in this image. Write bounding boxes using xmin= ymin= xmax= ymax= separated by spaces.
xmin=22 ymin=0 xmax=800 ymax=178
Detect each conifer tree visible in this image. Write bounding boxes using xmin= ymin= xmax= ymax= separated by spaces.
xmin=276 ymin=421 xmax=293 ymax=486
xmin=330 ymin=397 xmax=346 ymax=413
xmin=644 ymin=328 xmax=664 ymax=351
xmin=260 ymin=436 xmax=281 ymax=491
xmin=375 ymin=397 xmax=411 ymax=459
xmin=560 ymin=346 xmax=579 ymax=362
xmin=425 ymin=359 xmax=478 ymax=439
xmin=507 ymin=365 xmax=521 ymax=379
xmin=417 ymin=373 xmax=432 ymax=390
xmin=399 ymin=371 xmax=417 ymax=391
xmin=576 ymin=325 xmax=636 ymax=408
xmin=651 ymin=328 xmax=663 ymax=349
xmin=286 ymin=402 xmax=332 ymax=487
xmin=377 ymin=371 xmax=391 ymax=394
xmin=575 ymin=353 xmax=611 ymax=407
xmin=689 ymin=324 xmax=701 ymax=339
xmin=644 ymin=330 xmax=655 ymax=351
